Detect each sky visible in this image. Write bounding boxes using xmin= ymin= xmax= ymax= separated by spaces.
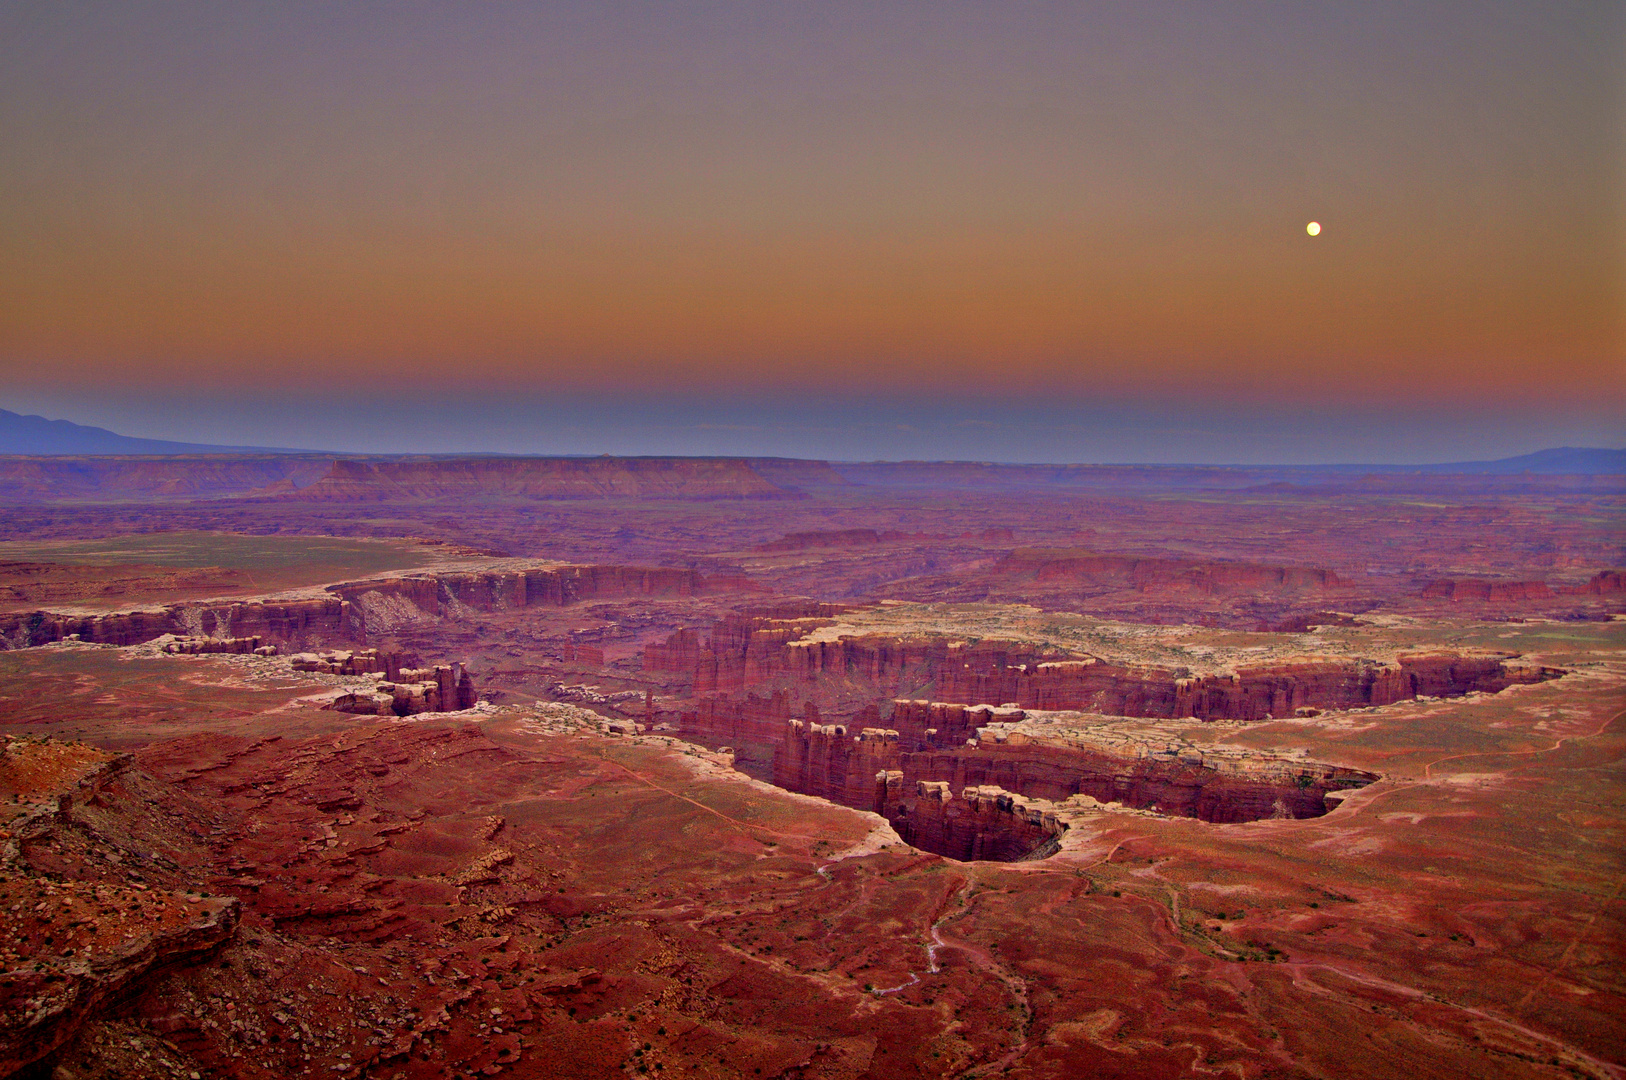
xmin=1 ymin=2 xmax=1621 ymax=462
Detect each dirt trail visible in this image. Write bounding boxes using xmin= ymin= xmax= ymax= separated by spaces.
xmin=1284 ymin=960 xmax=1625 ymax=1080
xmin=1423 ymin=706 xmax=1626 ymax=779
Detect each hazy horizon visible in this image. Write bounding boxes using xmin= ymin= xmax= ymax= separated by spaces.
xmin=4 ymin=395 xmax=1621 ymax=467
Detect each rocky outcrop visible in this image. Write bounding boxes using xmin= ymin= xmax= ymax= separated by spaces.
xmin=1422 ymin=571 xmax=1625 ymax=601
xmin=888 ymin=782 xmax=1066 ymax=862
xmin=1583 ymin=570 xmax=1626 ymax=594
xmin=772 ymin=721 xmax=902 ymax=809
xmin=2 ymin=563 xmax=754 ymax=652
xmin=642 ymin=605 xmax=852 ymax=694
xmin=0 ymin=738 xmax=240 ymax=1076
xmin=890 ymin=742 xmax=1362 ymax=824
xmin=935 ymin=652 xmax=1561 ymax=721
xmin=989 ymin=549 xmax=1342 ymax=595
xmin=0 ymin=454 xmax=334 ymax=502
xmin=646 ymin=617 xmax=1563 ymax=722
xmin=0 ymin=890 xmax=238 ymax=1075
xmin=328 ymin=662 xmax=478 ymax=716
xmin=888 ymin=700 xmax=1027 ymax=749
xmin=674 ymin=690 xmax=802 ymax=748
xmin=287 ymin=457 xmax=795 ymax=501
xmin=0 ymin=597 xmax=354 ymax=650
xmin=163 ymin=636 xmax=277 ymax=656
xmin=1422 ymin=580 xmax=1554 ymax=602
xmin=335 ymin=563 xmax=751 ymax=621
xmin=289 ymin=648 xmax=399 ymax=677
xmin=769 ymin=715 xmax=1376 ymax=857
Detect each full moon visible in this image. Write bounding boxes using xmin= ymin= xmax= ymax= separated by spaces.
xmin=1306 ymin=221 xmax=1321 ymax=236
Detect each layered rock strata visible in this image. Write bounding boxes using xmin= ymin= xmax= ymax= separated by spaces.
xmin=287 ymin=457 xmax=797 ymax=501
xmin=1 ymin=597 xmax=353 ymax=650
xmin=767 ymin=713 xmax=1374 ymax=859
xmin=887 ymin=782 xmax=1067 ymax=862
xmin=985 ymin=549 xmax=1343 ymax=595
xmin=290 ymin=648 xmax=400 ymax=678
xmin=328 ymin=663 xmax=478 ymax=717
xmin=1 ymin=562 xmax=751 ymax=652
xmin=163 ymin=636 xmax=278 ymax=656
xmin=648 ymin=617 xmax=1562 ymax=723
xmin=931 ymin=652 xmax=1559 ymax=720
xmin=0 ymin=737 xmax=240 ymax=1076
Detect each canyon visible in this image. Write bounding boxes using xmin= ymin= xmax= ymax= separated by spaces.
xmin=0 ymin=454 xmax=1620 ymax=1079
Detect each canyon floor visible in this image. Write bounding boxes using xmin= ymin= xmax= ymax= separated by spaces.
xmin=0 ymin=456 xmax=1621 ymax=1079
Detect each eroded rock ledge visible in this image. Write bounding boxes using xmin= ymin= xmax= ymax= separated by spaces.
xmin=0 ymin=737 xmax=239 ymax=1076
xmin=648 ymin=610 xmax=1563 ymax=722
xmin=769 ymin=703 xmax=1378 ymax=860
xmin=0 ymin=562 xmax=753 ymax=651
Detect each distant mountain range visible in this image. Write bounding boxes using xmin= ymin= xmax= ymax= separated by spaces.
xmin=0 ymin=409 xmax=314 ymax=455
xmin=1313 ymin=447 xmax=1626 ymax=475
xmin=0 ymin=407 xmax=1620 ymax=473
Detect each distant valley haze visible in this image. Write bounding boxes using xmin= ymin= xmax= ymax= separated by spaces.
xmin=1 ymin=406 xmax=1620 ymax=474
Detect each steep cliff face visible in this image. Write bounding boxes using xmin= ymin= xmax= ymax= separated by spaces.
xmin=673 ymin=690 xmax=803 ymax=748
xmin=644 ymin=618 xmax=1563 ymax=723
xmin=889 ymin=700 xmax=1027 ymax=748
xmin=1421 ymin=572 xmax=1626 ymax=601
xmin=1422 ymin=580 xmax=1554 ymax=602
xmin=890 ymin=743 xmax=1354 ymax=824
xmin=0 ymin=597 xmax=354 ymax=650
xmin=0 ymin=454 xmax=333 ymax=502
xmin=771 ymin=721 xmax=902 ymax=809
xmin=1584 ymin=570 xmax=1626 ymax=594
xmin=339 ymin=563 xmax=750 ymax=614
xmin=889 ymin=783 xmax=1067 ymax=863
xmin=288 ymin=457 xmax=794 ymax=501
xmin=329 ymin=662 xmax=478 ymax=716
xmin=3 ymin=563 xmax=750 ymax=651
xmin=0 ymin=739 xmax=240 ymax=1075
xmin=768 ymin=716 xmax=1376 ymax=859
xmin=642 ymin=605 xmax=852 ymax=694
xmin=991 ymin=549 xmax=1342 ymax=595
xmin=935 ymin=652 xmax=1559 ymax=720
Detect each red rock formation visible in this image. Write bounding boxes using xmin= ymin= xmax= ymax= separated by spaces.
xmin=0 ymin=597 xmax=354 ymax=650
xmin=0 ymin=740 xmax=241 ymax=1075
xmin=1421 ymin=579 xmax=1555 ymax=602
xmin=889 ymin=783 xmax=1065 ymax=862
xmin=676 ymin=690 xmax=804 ymax=747
xmin=289 ymin=648 xmax=401 ymax=678
xmin=890 ymin=743 xmax=1359 ymax=825
xmin=648 ymin=618 xmax=1562 ymax=723
xmin=2 ymin=563 xmax=753 ymax=652
xmin=935 ymin=652 xmax=1558 ymax=720
xmin=335 ymin=564 xmax=746 ymax=618
xmin=990 ymin=549 xmax=1341 ymax=595
xmin=770 ymin=714 xmax=1377 ymax=856
xmin=287 ymin=457 xmax=795 ymax=501
xmin=642 ymin=605 xmax=850 ymax=694
xmin=888 ymin=700 xmax=1026 ymax=749
xmin=329 ymin=662 xmax=477 ymax=716
xmin=1582 ymin=570 xmax=1625 ymax=594
xmin=0 ymin=454 xmax=333 ymax=501
xmin=771 ymin=720 xmax=902 ymax=809
xmin=163 ymin=636 xmax=276 ymax=656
